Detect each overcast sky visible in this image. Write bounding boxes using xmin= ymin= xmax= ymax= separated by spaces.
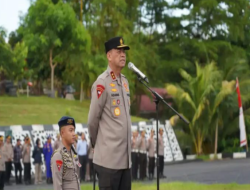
xmin=0 ymin=0 xmax=30 ymax=35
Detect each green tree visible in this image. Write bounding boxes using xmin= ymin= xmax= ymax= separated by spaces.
xmin=21 ymin=0 xmax=91 ymax=95
xmin=0 ymin=26 xmax=28 ymax=82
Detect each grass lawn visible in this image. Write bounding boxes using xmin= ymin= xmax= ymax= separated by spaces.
xmin=0 ymin=96 xmax=146 ymax=126
xmin=37 ymin=182 xmax=250 ymax=190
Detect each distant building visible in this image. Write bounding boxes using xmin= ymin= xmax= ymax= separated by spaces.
xmin=138 ymin=88 xmax=172 ymax=118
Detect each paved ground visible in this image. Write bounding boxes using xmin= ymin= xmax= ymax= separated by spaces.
xmin=5 ymin=158 xmax=250 ymax=190
xmin=164 ymin=158 xmax=250 ymax=184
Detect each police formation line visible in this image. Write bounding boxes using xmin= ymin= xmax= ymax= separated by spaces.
xmin=0 ymin=130 xmax=94 ymax=189
xmin=0 ymin=36 xmax=167 ymax=190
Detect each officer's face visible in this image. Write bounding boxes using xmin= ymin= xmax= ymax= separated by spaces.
xmin=108 ymin=48 xmax=126 ymax=68
xmin=48 ymin=138 xmax=51 ymax=144
xmin=6 ymin=138 xmax=10 ymax=143
xmin=159 ymin=129 xmax=163 ymax=135
xmin=151 ymin=131 xmax=155 ymax=137
xmin=0 ymin=139 xmax=3 ymax=146
xmin=133 ymin=132 xmax=136 ymax=138
xmin=62 ymin=125 xmax=76 ymax=144
xmin=81 ymin=133 xmax=85 ymax=140
xmin=141 ymin=131 xmax=145 ymax=137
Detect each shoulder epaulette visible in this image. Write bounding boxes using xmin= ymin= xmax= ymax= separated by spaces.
xmin=51 ymin=149 xmax=59 ymax=159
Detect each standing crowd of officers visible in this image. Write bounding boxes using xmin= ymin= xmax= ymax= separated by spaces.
xmin=0 ymin=127 xmax=167 ymax=189
xmin=0 ymin=132 xmax=95 ymax=190
xmin=131 ymin=128 xmax=166 ymax=181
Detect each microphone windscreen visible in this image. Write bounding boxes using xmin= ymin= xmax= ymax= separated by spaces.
xmin=128 ymin=62 xmax=133 ymax=69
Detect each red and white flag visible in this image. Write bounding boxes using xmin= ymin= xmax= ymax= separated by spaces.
xmin=236 ymin=78 xmax=247 ymax=147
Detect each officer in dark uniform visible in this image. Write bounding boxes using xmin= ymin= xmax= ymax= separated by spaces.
xmin=51 ymin=116 xmax=81 ymax=190
xmin=88 ymin=36 xmax=131 ymax=190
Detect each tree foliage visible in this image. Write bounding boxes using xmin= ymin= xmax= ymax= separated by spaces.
xmin=20 ymin=0 xmax=91 ymax=93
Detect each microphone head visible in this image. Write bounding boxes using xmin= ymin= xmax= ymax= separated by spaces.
xmin=128 ymin=62 xmax=134 ymax=69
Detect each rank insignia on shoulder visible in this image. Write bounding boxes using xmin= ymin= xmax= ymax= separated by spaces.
xmin=110 ymin=71 xmax=116 ymax=80
xmin=97 ymin=85 xmax=105 ymax=99
xmin=56 ymin=160 xmax=63 ymax=171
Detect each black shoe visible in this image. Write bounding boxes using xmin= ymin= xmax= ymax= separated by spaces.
xmin=47 ymin=178 xmax=52 ymax=184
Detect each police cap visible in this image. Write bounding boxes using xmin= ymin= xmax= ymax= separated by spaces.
xmin=58 ymin=116 xmax=75 ymax=130
xmin=105 ymin=36 xmax=130 ymax=53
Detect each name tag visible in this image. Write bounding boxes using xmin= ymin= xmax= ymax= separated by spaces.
xmin=111 ymin=93 xmax=120 ymax=97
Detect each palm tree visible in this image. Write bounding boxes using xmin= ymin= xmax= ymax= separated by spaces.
xmin=167 ymin=62 xmax=234 ymax=154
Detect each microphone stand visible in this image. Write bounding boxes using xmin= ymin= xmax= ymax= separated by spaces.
xmin=136 ymin=75 xmax=189 ymax=190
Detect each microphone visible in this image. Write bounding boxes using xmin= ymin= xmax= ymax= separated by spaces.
xmin=128 ymin=62 xmax=149 ymax=83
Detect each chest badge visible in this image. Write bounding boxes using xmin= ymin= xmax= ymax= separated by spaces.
xmin=114 ymin=107 xmax=121 ymax=116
